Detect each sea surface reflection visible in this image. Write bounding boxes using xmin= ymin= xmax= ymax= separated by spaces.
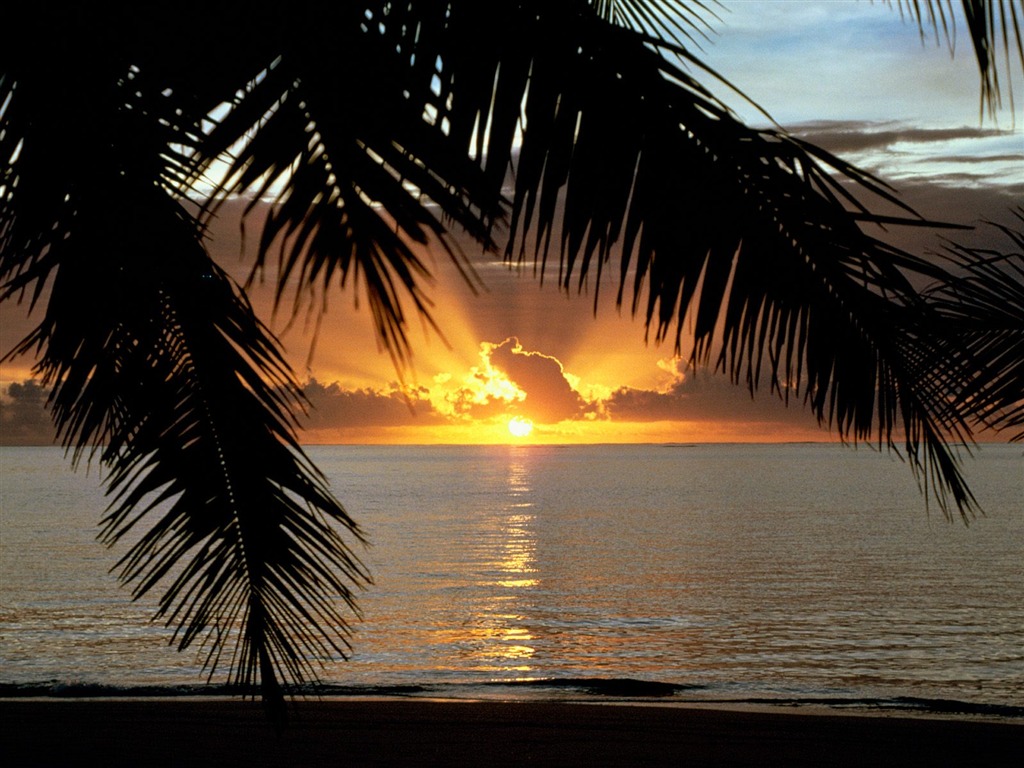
xmin=455 ymin=447 xmax=540 ymax=672
xmin=2 ymin=443 xmax=1022 ymax=712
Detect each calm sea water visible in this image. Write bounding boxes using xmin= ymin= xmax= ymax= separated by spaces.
xmin=1 ymin=444 xmax=1022 ymax=715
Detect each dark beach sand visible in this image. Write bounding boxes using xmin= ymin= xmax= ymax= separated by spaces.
xmin=1 ymin=699 xmax=1020 ymax=767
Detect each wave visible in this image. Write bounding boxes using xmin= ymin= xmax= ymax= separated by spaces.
xmin=3 ymin=678 xmax=1021 ymax=719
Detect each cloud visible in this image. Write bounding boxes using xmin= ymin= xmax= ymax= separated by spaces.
xmin=0 ymin=354 xmax=829 ymax=447
xmin=292 ymin=338 xmax=596 ymax=437
xmin=787 ymin=120 xmax=1023 ymax=192
xmin=303 ymin=339 xmax=827 ymax=437
xmin=603 ymin=357 xmax=811 ymax=429
xmin=301 ymin=379 xmax=445 ymax=429
xmin=0 ymin=380 xmax=55 ymax=446
xmin=434 ymin=337 xmax=591 ymax=424
xmin=485 ymin=337 xmax=590 ymax=422
xmin=791 ymin=121 xmax=1011 ymax=155
xmin=0 ymin=377 xmax=450 ymax=445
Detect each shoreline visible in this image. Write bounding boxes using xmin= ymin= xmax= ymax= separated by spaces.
xmin=3 ymin=692 xmax=1022 ymax=722
xmin=2 ymin=699 xmax=1021 ymax=766
xmin=3 ymin=680 xmax=1022 ymax=721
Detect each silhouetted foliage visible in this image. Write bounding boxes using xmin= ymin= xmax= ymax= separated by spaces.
xmin=925 ymin=211 xmax=1024 ymax=440
xmin=2 ymin=1 xmax=1022 ymax=715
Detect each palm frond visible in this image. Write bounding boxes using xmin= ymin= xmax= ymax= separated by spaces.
xmin=890 ymin=0 xmax=1024 ymax=116
xmin=469 ymin=5 xmax=976 ymax=516
xmin=193 ymin=4 xmax=503 ymax=368
xmin=2 ymin=17 xmax=369 ymax=716
xmin=15 ymin=185 xmax=368 ymax=714
xmin=924 ymin=210 xmax=1024 ymax=439
xmin=590 ymin=0 xmax=723 ymax=48
xmin=3 ymin=0 xmax=1011 ymax=721
xmin=152 ymin=0 xmax=983 ymax=515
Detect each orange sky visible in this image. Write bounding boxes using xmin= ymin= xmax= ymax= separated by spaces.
xmin=1 ymin=187 xmax=1018 ymax=446
xmin=0 ymin=196 xmax=845 ymax=446
xmin=2 ymin=4 xmax=1020 ymax=447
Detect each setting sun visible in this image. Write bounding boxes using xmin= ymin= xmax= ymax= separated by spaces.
xmin=507 ymin=417 xmax=534 ymax=438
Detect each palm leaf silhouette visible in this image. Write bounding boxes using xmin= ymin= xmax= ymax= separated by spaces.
xmin=893 ymin=0 xmax=1024 ymax=115
xmin=2 ymin=0 xmax=1021 ymax=712
xmin=2 ymin=10 xmax=370 ymax=716
xmin=924 ymin=212 xmax=1024 ymax=440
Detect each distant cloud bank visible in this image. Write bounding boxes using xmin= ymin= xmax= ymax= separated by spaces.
xmin=0 ymin=380 xmax=55 ymax=446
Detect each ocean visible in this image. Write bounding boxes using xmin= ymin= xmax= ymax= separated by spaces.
xmin=1 ymin=443 xmax=1022 ymax=717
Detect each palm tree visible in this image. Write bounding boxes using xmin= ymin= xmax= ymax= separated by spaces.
xmin=2 ymin=0 xmax=1021 ymax=714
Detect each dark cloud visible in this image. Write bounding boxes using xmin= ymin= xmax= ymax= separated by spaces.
xmin=486 ymin=337 xmax=590 ymax=423
xmin=0 ymin=377 xmax=449 ymax=445
xmin=868 ymin=180 xmax=1023 ymax=261
xmin=301 ymin=378 xmax=445 ymax=429
xmin=0 ymin=380 xmax=56 ymax=446
xmin=790 ymin=120 xmax=1011 ymax=155
xmin=603 ymin=359 xmax=812 ymax=429
xmin=604 ymin=385 xmax=692 ymax=422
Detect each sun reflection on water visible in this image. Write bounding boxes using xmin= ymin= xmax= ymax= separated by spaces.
xmin=461 ymin=448 xmax=540 ymax=670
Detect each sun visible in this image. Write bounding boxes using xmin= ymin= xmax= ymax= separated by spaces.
xmin=507 ymin=416 xmax=534 ymax=438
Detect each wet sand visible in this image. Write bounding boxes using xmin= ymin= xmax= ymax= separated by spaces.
xmin=1 ymin=699 xmax=1020 ymax=766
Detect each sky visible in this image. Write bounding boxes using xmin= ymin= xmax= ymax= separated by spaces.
xmin=2 ymin=1 xmax=1022 ymax=446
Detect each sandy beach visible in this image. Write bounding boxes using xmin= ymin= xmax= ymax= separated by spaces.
xmin=1 ymin=699 xmax=1020 ymax=766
